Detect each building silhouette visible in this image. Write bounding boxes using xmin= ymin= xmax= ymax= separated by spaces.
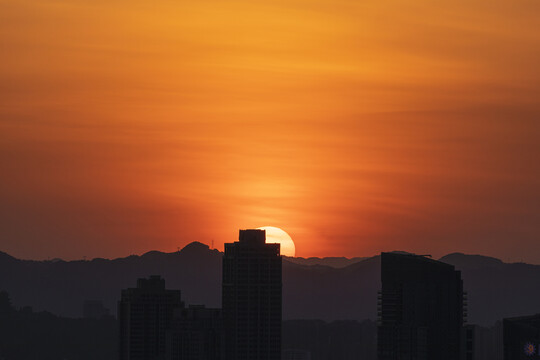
xmin=222 ymin=229 xmax=282 ymax=360
xmin=165 ymin=305 xmax=223 ymax=360
xmin=503 ymin=314 xmax=540 ymax=360
xmin=282 ymin=349 xmax=311 ymax=360
xmin=0 ymin=290 xmax=12 ymax=315
xmin=119 ymin=275 xmax=184 ymax=360
xmin=464 ymin=323 xmax=503 ymax=360
xmin=377 ymin=252 xmax=466 ymax=360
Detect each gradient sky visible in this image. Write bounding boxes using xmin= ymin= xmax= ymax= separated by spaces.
xmin=1 ymin=0 xmax=540 ymax=261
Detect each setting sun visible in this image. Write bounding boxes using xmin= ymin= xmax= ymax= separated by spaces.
xmin=258 ymin=226 xmax=296 ymax=257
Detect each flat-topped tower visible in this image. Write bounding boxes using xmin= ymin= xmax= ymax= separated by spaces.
xmin=222 ymin=229 xmax=282 ymax=360
xmin=377 ymin=252 xmax=466 ymax=360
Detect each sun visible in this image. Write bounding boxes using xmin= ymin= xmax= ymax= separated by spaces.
xmin=258 ymin=226 xmax=296 ymax=257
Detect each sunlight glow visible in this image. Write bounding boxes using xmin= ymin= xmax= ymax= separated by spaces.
xmin=258 ymin=226 xmax=296 ymax=257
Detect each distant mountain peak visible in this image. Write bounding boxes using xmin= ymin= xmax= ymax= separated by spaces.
xmin=138 ymin=242 xmax=212 ymax=259
xmin=180 ymin=241 xmax=211 ymax=254
xmin=141 ymin=250 xmax=166 ymax=258
xmin=0 ymin=251 xmax=17 ymax=262
xmin=439 ymin=252 xmax=504 ymax=268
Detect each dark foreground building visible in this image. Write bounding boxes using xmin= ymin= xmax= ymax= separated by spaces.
xmin=463 ymin=323 xmax=504 ymax=360
xmin=503 ymin=314 xmax=540 ymax=360
xmin=222 ymin=229 xmax=282 ymax=360
xmin=166 ymin=305 xmax=223 ymax=360
xmin=282 ymin=349 xmax=311 ymax=360
xmin=119 ymin=276 xmax=184 ymax=360
xmin=377 ymin=252 xmax=466 ymax=360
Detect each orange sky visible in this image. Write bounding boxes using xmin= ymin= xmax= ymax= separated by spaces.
xmin=1 ymin=0 xmax=540 ymax=261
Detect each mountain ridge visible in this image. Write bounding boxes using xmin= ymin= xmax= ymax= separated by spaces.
xmin=1 ymin=242 xmax=540 ymax=325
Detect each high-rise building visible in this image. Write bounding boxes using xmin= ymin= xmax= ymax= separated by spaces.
xmin=464 ymin=323 xmax=504 ymax=360
xmin=119 ymin=275 xmax=184 ymax=360
xmin=503 ymin=314 xmax=540 ymax=360
xmin=165 ymin=305 xmax=223 ymax=360
xmin=222 ymin=229 xmax=282 ymax=360
xmin=282 ymin=349 xmax=311 ymax=360
xmin=377 ymin=252 xmax=466 ymax=360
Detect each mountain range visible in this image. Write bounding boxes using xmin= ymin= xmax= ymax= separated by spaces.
xmin=283 ymin=256 xmax=366 ymax=268
xmin=1 ymin=242 xmax=539 ymax=325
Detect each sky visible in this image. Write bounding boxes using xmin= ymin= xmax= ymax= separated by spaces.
xmin=1 ymin=0 xmax=540 ymax=261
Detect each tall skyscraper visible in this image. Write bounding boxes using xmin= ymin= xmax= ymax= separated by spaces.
xmin=377 ymin=252 xmax=466 ymax=360
xmin=222 ymin=229 xmax=282 ymax=360
xmin=119 ymin=275 xmax=184 ymax=360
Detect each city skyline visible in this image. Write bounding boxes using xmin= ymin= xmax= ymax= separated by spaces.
xmin=1 ymin=0 xmax=540 ymax=262
xmin=2 ymin=231 xmax=540 ymax=359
